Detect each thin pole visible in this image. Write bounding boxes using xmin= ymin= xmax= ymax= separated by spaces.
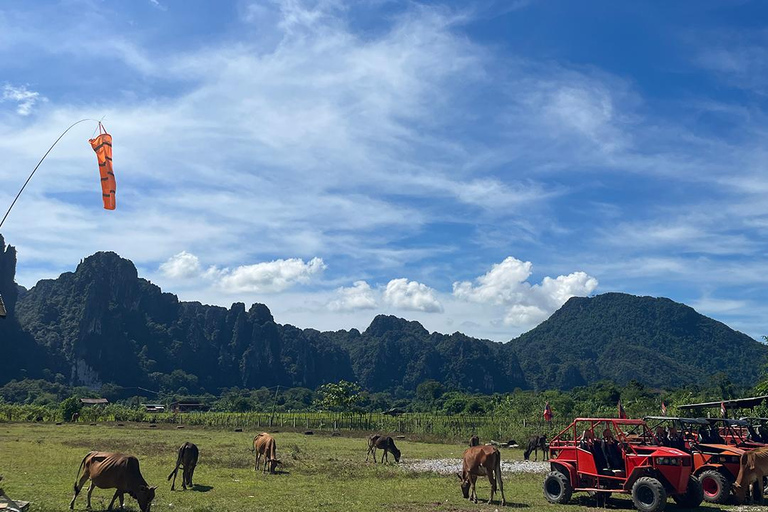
xmin=0 ymin=118 xmax=99 ymax=229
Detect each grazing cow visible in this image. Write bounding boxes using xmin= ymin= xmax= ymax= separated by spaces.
xmin=252 ymin=433 xmax=280 ymax=474
xmin=457 ymin=445 xmax=506 ymax=505
xmin=167 ymin=442 xmax=199 ymax=490
xmin=69 ymin=451 xmax=156 ymax=512
xmin=366 ymin=435 xmax=401 ymax=463
xmin=469 ymin=435 xmax=480 ymax=447
xmin=523 ymin=434 xmax=548 ymax=461
xmin=733 ymin=447 xmax=768 ymax=504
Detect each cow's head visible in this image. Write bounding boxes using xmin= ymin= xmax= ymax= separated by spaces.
xmin=268 ymin=458 xmax=282 ymax=474
xmin=733 ymin=481 xmax=746 ymax=504
xmin=391 ymin=446 xmax=401 ymax=463
xmin=136 ymin=485 xmax=157 ymax=512
xmin=456 ymin=473 xmax=470 ymax=499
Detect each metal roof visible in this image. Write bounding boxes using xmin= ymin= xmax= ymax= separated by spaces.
xmin=643 ymin=416 xmax=709 ymax=424
xmin=79 ymin=398 xmax=109 ymax=405
xmin=678 ymin=396 xmax=768 ymax=410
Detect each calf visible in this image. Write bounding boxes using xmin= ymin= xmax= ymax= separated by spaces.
xmin=252 ymin=433 xmax=280 ymax=474
xmin=457 ymin=445 xmax=506 ymax=505
xmin=733 ymin=447 xmax=768 ymax=504
xmin=167 ymin=441 xmax=199 ymax=490
xmin=69 ymin=451 xmax=156 ymax=512
xmin=523 ymin=434 xmax=548 ymax=461
xmin=366 ymin=435 xmax=401 ymax=463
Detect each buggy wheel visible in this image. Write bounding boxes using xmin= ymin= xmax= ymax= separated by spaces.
xmin=673 ymin=475 xmax=703 ymax=508
xmin=543 ymin=471 xmax=572 ymax=504
xmin=631 ymin=476 xmax=667 ymax=512
xmin=700 ymin=470 xmax=730 ymax=504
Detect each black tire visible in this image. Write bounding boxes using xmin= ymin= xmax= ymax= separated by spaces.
xmin=673 ymin=475 xmax=704 ymax=508
xmin=631 ymin=476 xmax=667 ymax=512
xmin=699 ymin=470 xmax=730 ymax=504
xmin=543 ymin=471 xmax=572 ymax=505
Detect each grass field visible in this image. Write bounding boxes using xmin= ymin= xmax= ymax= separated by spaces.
xmin=0 ymin=423 xmax=749 ymax=512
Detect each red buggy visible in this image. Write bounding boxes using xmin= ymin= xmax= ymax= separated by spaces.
xmin=543 ymin=418 xmax=703 ymax=512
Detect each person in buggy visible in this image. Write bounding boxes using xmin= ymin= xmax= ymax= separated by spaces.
xmin=667 ymin=425 xmax=686 ymax=450
xmin=600 ymin=428 xmax=624 ymax=473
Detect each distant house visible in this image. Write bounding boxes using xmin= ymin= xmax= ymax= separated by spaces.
xmin=170 ymin=401 xmax=210 ymax=413
xmin=383 ymin=407 xmax=405 ymax=417
xmin=79 ymin=398 xmax=109 ymax=406
xmin=142 ymin=404 xmax=165 ymax=413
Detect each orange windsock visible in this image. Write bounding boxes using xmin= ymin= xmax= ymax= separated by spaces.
xmin=89 ymin=123 xmax=116 ymax=210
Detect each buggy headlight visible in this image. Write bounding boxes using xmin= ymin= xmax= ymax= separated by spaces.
xmin=656 ymin=457 xmax=681 ymax=465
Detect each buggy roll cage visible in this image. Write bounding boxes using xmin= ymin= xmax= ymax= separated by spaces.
xmin=550 ymin=418 xmax=653 ymax=454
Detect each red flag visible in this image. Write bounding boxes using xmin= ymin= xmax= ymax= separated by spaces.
xmin=618 ymin=399 xmax=627 ymax=419
xmin=543 ymin=401 xmax=553 ymax=422
xmin=661 ymin=401 xmax=667 ymax=416
xmin=720 ymin=401 xmax=726 ymax=418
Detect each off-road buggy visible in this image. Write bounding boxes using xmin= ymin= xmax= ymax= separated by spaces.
xmin=544 ymin=418 xmax=703 ymax=512
xmin=645 ymin=416 xmax=745 ymax=503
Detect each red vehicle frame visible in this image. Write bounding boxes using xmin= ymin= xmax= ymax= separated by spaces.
xmin=544 ymin=418 xmax=702 ymax=512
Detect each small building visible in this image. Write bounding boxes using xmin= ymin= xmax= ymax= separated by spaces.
xmin=170 ymin=401 xmax=210 ymax=413
xmin=79 ymin=398 xmax=109 ymax=406
xmin=142 ymin=404 xmax=165 ymax=413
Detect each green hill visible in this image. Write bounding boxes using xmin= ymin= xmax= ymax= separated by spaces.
xmin=509 ymin=292 xmax=767 ymax=389
xmin=2 ymin=238 xmax=765 ymax=393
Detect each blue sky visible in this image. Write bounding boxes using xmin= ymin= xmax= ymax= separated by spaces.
xmin=1 ymin=0 xmax=767 ymax=341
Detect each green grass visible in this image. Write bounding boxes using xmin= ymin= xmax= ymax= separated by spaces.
xmin=0 ymin=423 xmax=745 ymax=511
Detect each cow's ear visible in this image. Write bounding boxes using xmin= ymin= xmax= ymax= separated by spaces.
xmin=150 ymin=486 xmax=158 ymax=491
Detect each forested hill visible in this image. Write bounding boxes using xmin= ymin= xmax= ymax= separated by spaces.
xmin=2 ymin=239 xmax=765 ymax=393
xmin=6 ymin=246 xmax=526 ymax=393
xmin=508 ymin=293 xmax=768 ymax=390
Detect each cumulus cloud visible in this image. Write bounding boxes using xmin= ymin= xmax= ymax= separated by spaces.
xmin=218 ymin=257 xmax=326 ymax=293
xmin=327 ymin=280 xmax=377 ymax=311
xmin=159 ymin=251 xmax=202 ymax=279
xmin=2 ymin=83 xmax=45 ymax=115
xmin=159 ymin=251 xmax=325 ymax=293
xmin=453 ymin=256 xmax=598 ymax=326
xmin=384 ymin=278 xmax=443 ymax=313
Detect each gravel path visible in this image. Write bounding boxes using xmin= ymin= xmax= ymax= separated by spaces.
xmin=404 ymin=458 xmax=549 ymax=475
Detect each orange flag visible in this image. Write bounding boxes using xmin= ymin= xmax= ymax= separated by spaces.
xmin=89 ymin=123 xmax=116 ymax=210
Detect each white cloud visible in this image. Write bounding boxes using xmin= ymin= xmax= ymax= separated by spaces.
xmin=2 ymin=83 xmax=45 ymax=115
xmin=384 ymin=278 xmax=443 ymax=313
xmin=327 ymin=280 xmax=377 ymax=311
xmin=159 ymin=251 xmax=202 ymax=279
xmin=453 ymin=256 xmax=533 ymax=305
xmin=219 ymin=257 xmax=326 ymax=293
xmin=453 ymin=256 xmax=598 ymax=326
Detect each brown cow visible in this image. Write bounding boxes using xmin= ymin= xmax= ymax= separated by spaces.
xmin=252 ymin=433 xmax=280 ymax=474
xmin=366 ymin=435 xmax=401 ymax=463
xmin=469 ymin=434 xmax=480 ymax=447
xmin=69 ymin=451 xmax=156 ymax=512
xmin=457 ymin=445 xmax=506 ymax=505
xmin=733 ymin=447 xmax=768 ymax=503
xmin=167 ymin=442 xmax=199 ymax=490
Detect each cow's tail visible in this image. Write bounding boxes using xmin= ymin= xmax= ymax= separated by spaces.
xmin=73 ymin=452 xmax=90 ymax=492
xmin=168 ymin=445 xmax=184 ymax=480
xmin=494 ymin=448 xmax=504 ymax=493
